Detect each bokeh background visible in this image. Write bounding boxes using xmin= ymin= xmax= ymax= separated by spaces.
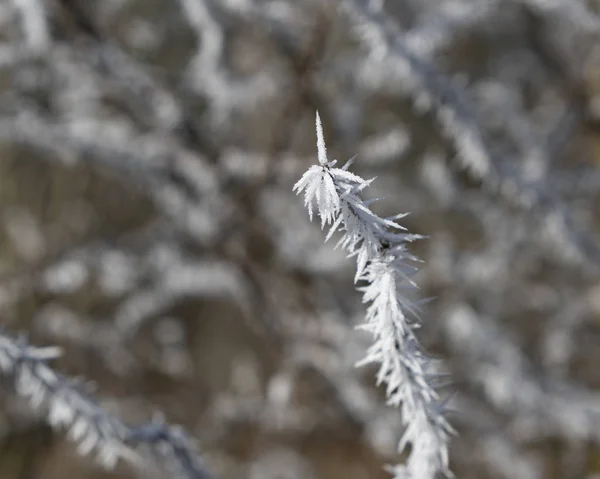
xmin=0 ymin=0 xmax=600 ymax=478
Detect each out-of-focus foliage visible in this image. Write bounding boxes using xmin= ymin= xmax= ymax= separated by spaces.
xmin=0 ymin=0 xmax=599 ymax=478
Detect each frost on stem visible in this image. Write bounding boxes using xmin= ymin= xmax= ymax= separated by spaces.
xmin=0 ymin=331 xmax=213 ymax=479
xmin=294 ymin=112 xmax=454 ymax=479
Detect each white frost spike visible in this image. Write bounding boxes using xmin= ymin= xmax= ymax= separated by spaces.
xmin=316 ymin=111 xmax=328 ymax=165
xmin=294 ymin=112 xmax=454 ymax=479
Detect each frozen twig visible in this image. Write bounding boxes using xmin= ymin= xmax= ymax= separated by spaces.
xmin=0 ymin=330 xmax=213 ymax=479
xmin=294 ymin=112 xmax=453 ymax=479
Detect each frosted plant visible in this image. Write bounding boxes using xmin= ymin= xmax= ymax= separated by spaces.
xmin=294 ymin=112 xmax=454 ymax=479
xmin=0 ymin=331 xmax=212 ymax=479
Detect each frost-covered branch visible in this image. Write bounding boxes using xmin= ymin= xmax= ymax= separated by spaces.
xmin=0 ymin=331 xmax=212 ymax=479
xmin=294 ymin=112 xmax=453 ymax=479
xmin=343 ymin=0 xmax=600 ymax=271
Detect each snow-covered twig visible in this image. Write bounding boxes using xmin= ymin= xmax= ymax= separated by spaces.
xmin=0 ymin=330 xmax=212 ymax=479
xmin=294 ymin=112 xmax=454 ymax=479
